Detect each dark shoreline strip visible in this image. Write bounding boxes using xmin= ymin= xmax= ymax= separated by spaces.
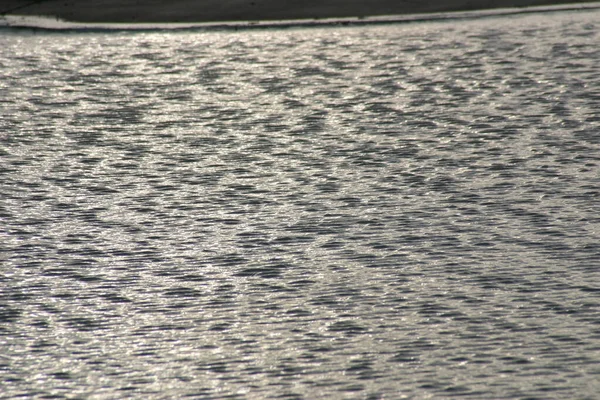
xmin=1 ymin=3 xmax=599 ymax=32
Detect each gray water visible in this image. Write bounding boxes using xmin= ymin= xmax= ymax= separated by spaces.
xmin=1 ymin=9 xmax=599 ymax=399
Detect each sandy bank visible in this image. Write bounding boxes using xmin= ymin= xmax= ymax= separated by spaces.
xmin=1 ymin=0 xmax=598 ymax=23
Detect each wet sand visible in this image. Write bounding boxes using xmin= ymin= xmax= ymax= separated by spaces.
xmin=1 ymin=0 xmax=596 ymax=23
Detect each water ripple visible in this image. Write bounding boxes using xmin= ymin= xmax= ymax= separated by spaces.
xmin=1 ymin=9 xmax=599 ymax=399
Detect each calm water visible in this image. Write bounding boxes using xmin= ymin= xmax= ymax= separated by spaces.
xmin=1 ymin=9 xmax=599 ymax=399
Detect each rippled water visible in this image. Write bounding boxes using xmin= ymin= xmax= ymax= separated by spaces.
xmin=1 ymin=9 xmax=599 ymax=399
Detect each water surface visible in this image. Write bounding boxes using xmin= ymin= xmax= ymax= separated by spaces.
xmin=1 ymin=9 xmax=599 ymax=399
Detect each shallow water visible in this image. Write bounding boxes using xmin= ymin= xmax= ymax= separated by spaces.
xmin=1 ymin=9 xmax=599 ymax=399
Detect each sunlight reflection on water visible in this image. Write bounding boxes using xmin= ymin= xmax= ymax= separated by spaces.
xmin=1 ymin=9 xmax=599 ymax=399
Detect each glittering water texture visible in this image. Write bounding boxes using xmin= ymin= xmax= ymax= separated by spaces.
xmin=1 ymin=9 xmax=600 ymax=399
